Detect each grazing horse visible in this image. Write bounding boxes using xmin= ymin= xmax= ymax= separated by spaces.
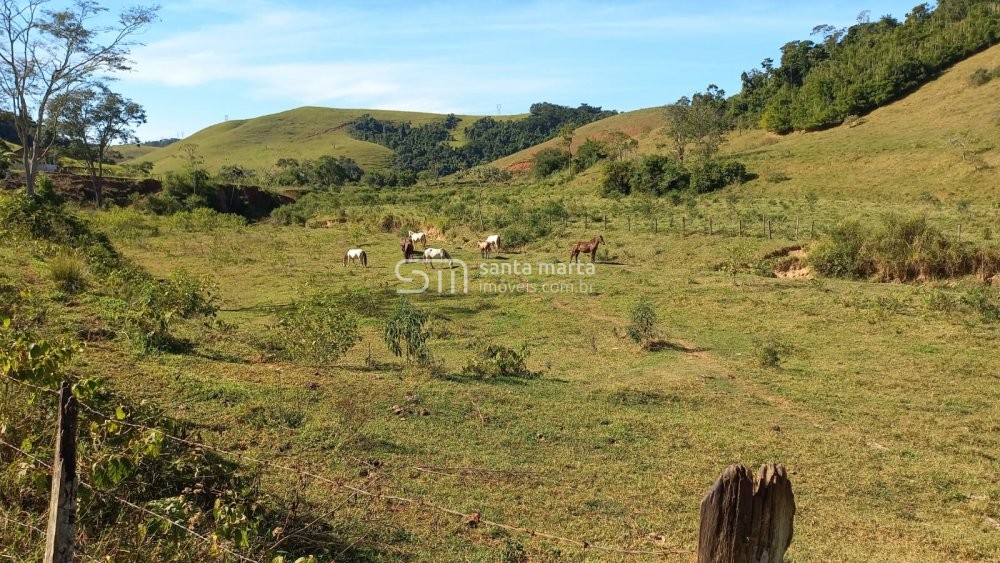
xmin=570 ymin=234 xmax=605 ymax=263
xmin=408 ymin=230 xmax=427 ymax=248
xmin=485 ymin=234 xmax=501 ymax=252
xmin=477 ymin=240 xmax=492 ymax=259
xmin=343 ymin=248 xmax=368 ymax=267
xmin=423 ymin=247 xmax=452 ymax=268
xmin=401 ymin=238 xmax=415 ymax=261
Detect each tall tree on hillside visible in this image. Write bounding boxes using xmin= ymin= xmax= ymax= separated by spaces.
xmin=52 ymin=84 xmax=145 ymax=206
xmin=664 ymin=85 xmax=729 ymax=163
xmin=0 ymin=0 xmax=157 ymax=197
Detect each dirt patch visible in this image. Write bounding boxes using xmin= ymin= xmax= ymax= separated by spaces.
xmin=506 ymin=161 xmax=533 ymax=173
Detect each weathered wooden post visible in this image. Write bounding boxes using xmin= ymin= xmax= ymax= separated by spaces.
xmin=957 ymin=224 xmax=962 ymax=242
xmin=767 ymin=220 xmax=773 ymax=240
xmin=698 ymin=463 xmax=795 ymax=563
xmin=628 ymin=215 xmax=632 ymax=232
xmin=44 ymin=382 xmax=79 ymax=563
xmin=795 ymin=217 xmax=800 ymax=240
xmin=739 ymin=218 xmax=743 ymax=237
xmin=709 ymin=217 xmax=714 ymax=236
xmin=682 ymin=216 xmax=687 ymax=236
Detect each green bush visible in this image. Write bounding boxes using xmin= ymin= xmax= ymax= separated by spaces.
xmin=808 ymin=215 xmax=1000 ymax=282
xmin=383 ymin=297 xmax=430 ymax=364
xmin=48 ymin=251 xmax=87 ymax=294
xmin=626 ymin=299 xmax=659 ymax=349
xmin=532 ymin=147 xmax=571 ymax=178
xmin=460 ymin=344 xmax=537 ymax=379
xmin=169 ymin=207 xmax=247 ymax=232
xmin=267 ymin=292 xmax=360 ymax=365
xmin=753 ymin=334 xmax=792 ymax=368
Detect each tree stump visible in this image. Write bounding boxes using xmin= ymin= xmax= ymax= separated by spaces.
xmin=698 ymin=463 xmax=795 ymax=563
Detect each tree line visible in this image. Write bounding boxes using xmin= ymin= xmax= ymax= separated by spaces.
xmin=346 ymin=102 xmax=616 ymax=177
xmin=727 ymin=0 xmax=1000 ymax=132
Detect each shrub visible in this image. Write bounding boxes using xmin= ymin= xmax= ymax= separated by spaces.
xmin=383 ymin=297 xmax=431 ymax=363
xmin=169 ymin=207 xmax=247 ymax=232
xmin=267 ymin=292 xmax=360 ymax=364
xmin=89 ymin=207 xmax=160 ymax=240
xmin=460 ymin=344 xmax=537 ymax=379
xmin=601 ymin=160 xmax=634 ymax=196
xmin=808 ymin=215 xmax=1000 ymax=282
xmin=532 ymin=147 xmax=571 ymax=178
xmin=626 ymin=299 xmax=659 ymax=348
xmin=48 ymin=251 xmax=87 ymax=293
xmin=753 ymin=334 xmax=792 ymax=368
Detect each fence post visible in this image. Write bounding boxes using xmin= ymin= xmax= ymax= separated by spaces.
xmin=739 ymin=218 xmax=743 ymax=237
xmin=767 ymin=220 xmax=773 ymax=240
xmin=795 ymin=217 xmax=800 ymax=240
xmin=698 ymin=463 xmax=795 ymax=563
xmin=654 ymin=216 xmax=658 ymax=234
xmin=682 ymin=216 xmax=687 ymax=236
xmin=811 ymin=220 xmax=815 ymax=239
xmin=585 ymin=214 xmax=588 ymax=230
xmin=957 ymin=224 xmax=962 ymax=242
xmin=709 ymin=217 xmax=713 ymax=236
xmin=44 ymin=381 xmax=79 ymax=563
xmin=628 ymin=216 xmax=631 ymax=232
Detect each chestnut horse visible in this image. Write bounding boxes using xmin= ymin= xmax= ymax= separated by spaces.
xmin=401 ymin=238 xmax=415 ymax=261
xmin=570 ymin=234 xmax=605 ymax=263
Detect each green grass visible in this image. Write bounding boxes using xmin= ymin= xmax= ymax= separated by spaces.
xmin=59 ymin=198 xmax=996 ymax=561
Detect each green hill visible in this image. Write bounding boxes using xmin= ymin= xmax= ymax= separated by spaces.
xmin=128 ymin=107 xmax=517 ymax=176
xmin=497 ymin=42 xmax=1000 ymax=203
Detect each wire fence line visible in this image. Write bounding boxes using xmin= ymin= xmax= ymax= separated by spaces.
xmin=1 ymin=375 xmax=690 ymax=558
xmin=0 ymin=434 xmax=258 ymax=563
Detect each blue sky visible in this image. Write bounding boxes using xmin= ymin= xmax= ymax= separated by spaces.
xmin=105 ymin=0 xmax=928 ymax=141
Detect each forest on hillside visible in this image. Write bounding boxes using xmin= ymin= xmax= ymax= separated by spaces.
xmin=728 ymin=0 xmax=1000 ymax=132
xmin=347 ymin=102 xmax=615 ymax=177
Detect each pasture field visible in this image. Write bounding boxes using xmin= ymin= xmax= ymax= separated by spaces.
xmin=65 ymin=187 xmax=1000 ymax=561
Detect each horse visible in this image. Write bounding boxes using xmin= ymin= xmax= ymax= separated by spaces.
xmin=477 ymin=240 xmax=492 ymax=259
xmin=423 ymin=247 xmax=452 ymax=268
xmin=401 ymin=238 xmax=415 ymax=261
xmin=570 ymin=234 xmax=605 ymax=263
xmin=485 ymin=234 xmax=501 ymax=252
xmin=408 ymin=230 xmax=427 ymax=248
xmin=343 ymin=248 xmax=368 ymax=267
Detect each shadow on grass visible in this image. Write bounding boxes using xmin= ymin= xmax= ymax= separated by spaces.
xmin=646 ymin=339 xmax=709 ymax=353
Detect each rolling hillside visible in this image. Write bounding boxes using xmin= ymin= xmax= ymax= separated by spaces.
xmin=127 ymin=106 xmax=522 ymax=175
xmin=498 ymin=43 xmax=1000 ymax=203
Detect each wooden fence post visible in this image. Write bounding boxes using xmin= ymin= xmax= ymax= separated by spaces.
xmin=682 ymin=216 xmax=687 ymax=236
xmin=957 ymin=224 xmax=962 ymax=242
xmin=739 ymin=218 xmax=743 ymax=237
xmin=795 ymin=217 xmax=800 ymax=240
xmin=628 ymin=216 xmax=632 ymax=232
xmin=654 ymin=216 xmax=658 ymax=234
xmin=44 ymin=381 xmax=79 ymax=563
xmin=709 ymin=217 xmax=713 ymax=236
xmin=698 ymin=463 xmax=795 ymax=563
xmin=767 ymin=220 xmax=773 ymax=240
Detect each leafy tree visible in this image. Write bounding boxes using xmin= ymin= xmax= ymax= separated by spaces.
xmin=664 ymin=85 xmax=728 ymax=163
xmin=604 ymin=130 xmax=638 ymax=161
xmin=601 ymin=160 xmax=634 ymax=196
xmin=383 ymin=297 xmax=430 ymax=364
xmin=572 ymin=138 xmax=607 ymax=171
xmin=532 ymin=147 xmax=570 ymax=178
xmin=0 ymin=0 xmax=157 ymax=197
xmin=51 ymin=84 xmax=146 ymax=207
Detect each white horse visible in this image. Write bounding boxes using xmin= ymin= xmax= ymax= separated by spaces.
xmin=408 ymin=230 xmax=427 ymax=247
xmin=423 ymin=247 xmax=452 ymax=268
xmin=343 ymin=248 xmax=368 ymax=267
xmin=485 ymin=234 xmax=501 ymax=252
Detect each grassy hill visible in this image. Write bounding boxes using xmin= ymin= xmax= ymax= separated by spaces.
xmin=127 ymin=106 xmax=522 ymax=176
xmin=498 ymin=43 xmax=1000 ymax=203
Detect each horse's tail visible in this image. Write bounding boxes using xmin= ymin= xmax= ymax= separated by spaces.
xmin=343 ymin=253 xmax=348 ymax=266
xmin=361 ymin=251 xmax=368 ymax=267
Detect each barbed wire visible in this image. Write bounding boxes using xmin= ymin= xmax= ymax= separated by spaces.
xmin=2 ymin=374 xmax=689 ymax=557
xmin=0 ymin=435 xmax=260 ymax=563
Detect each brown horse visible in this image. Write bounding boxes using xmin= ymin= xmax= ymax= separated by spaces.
xmin=401 ymin=238 xmax=415 ymax=261
xmin=570 ymin=234 xmax=605 ymax=263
